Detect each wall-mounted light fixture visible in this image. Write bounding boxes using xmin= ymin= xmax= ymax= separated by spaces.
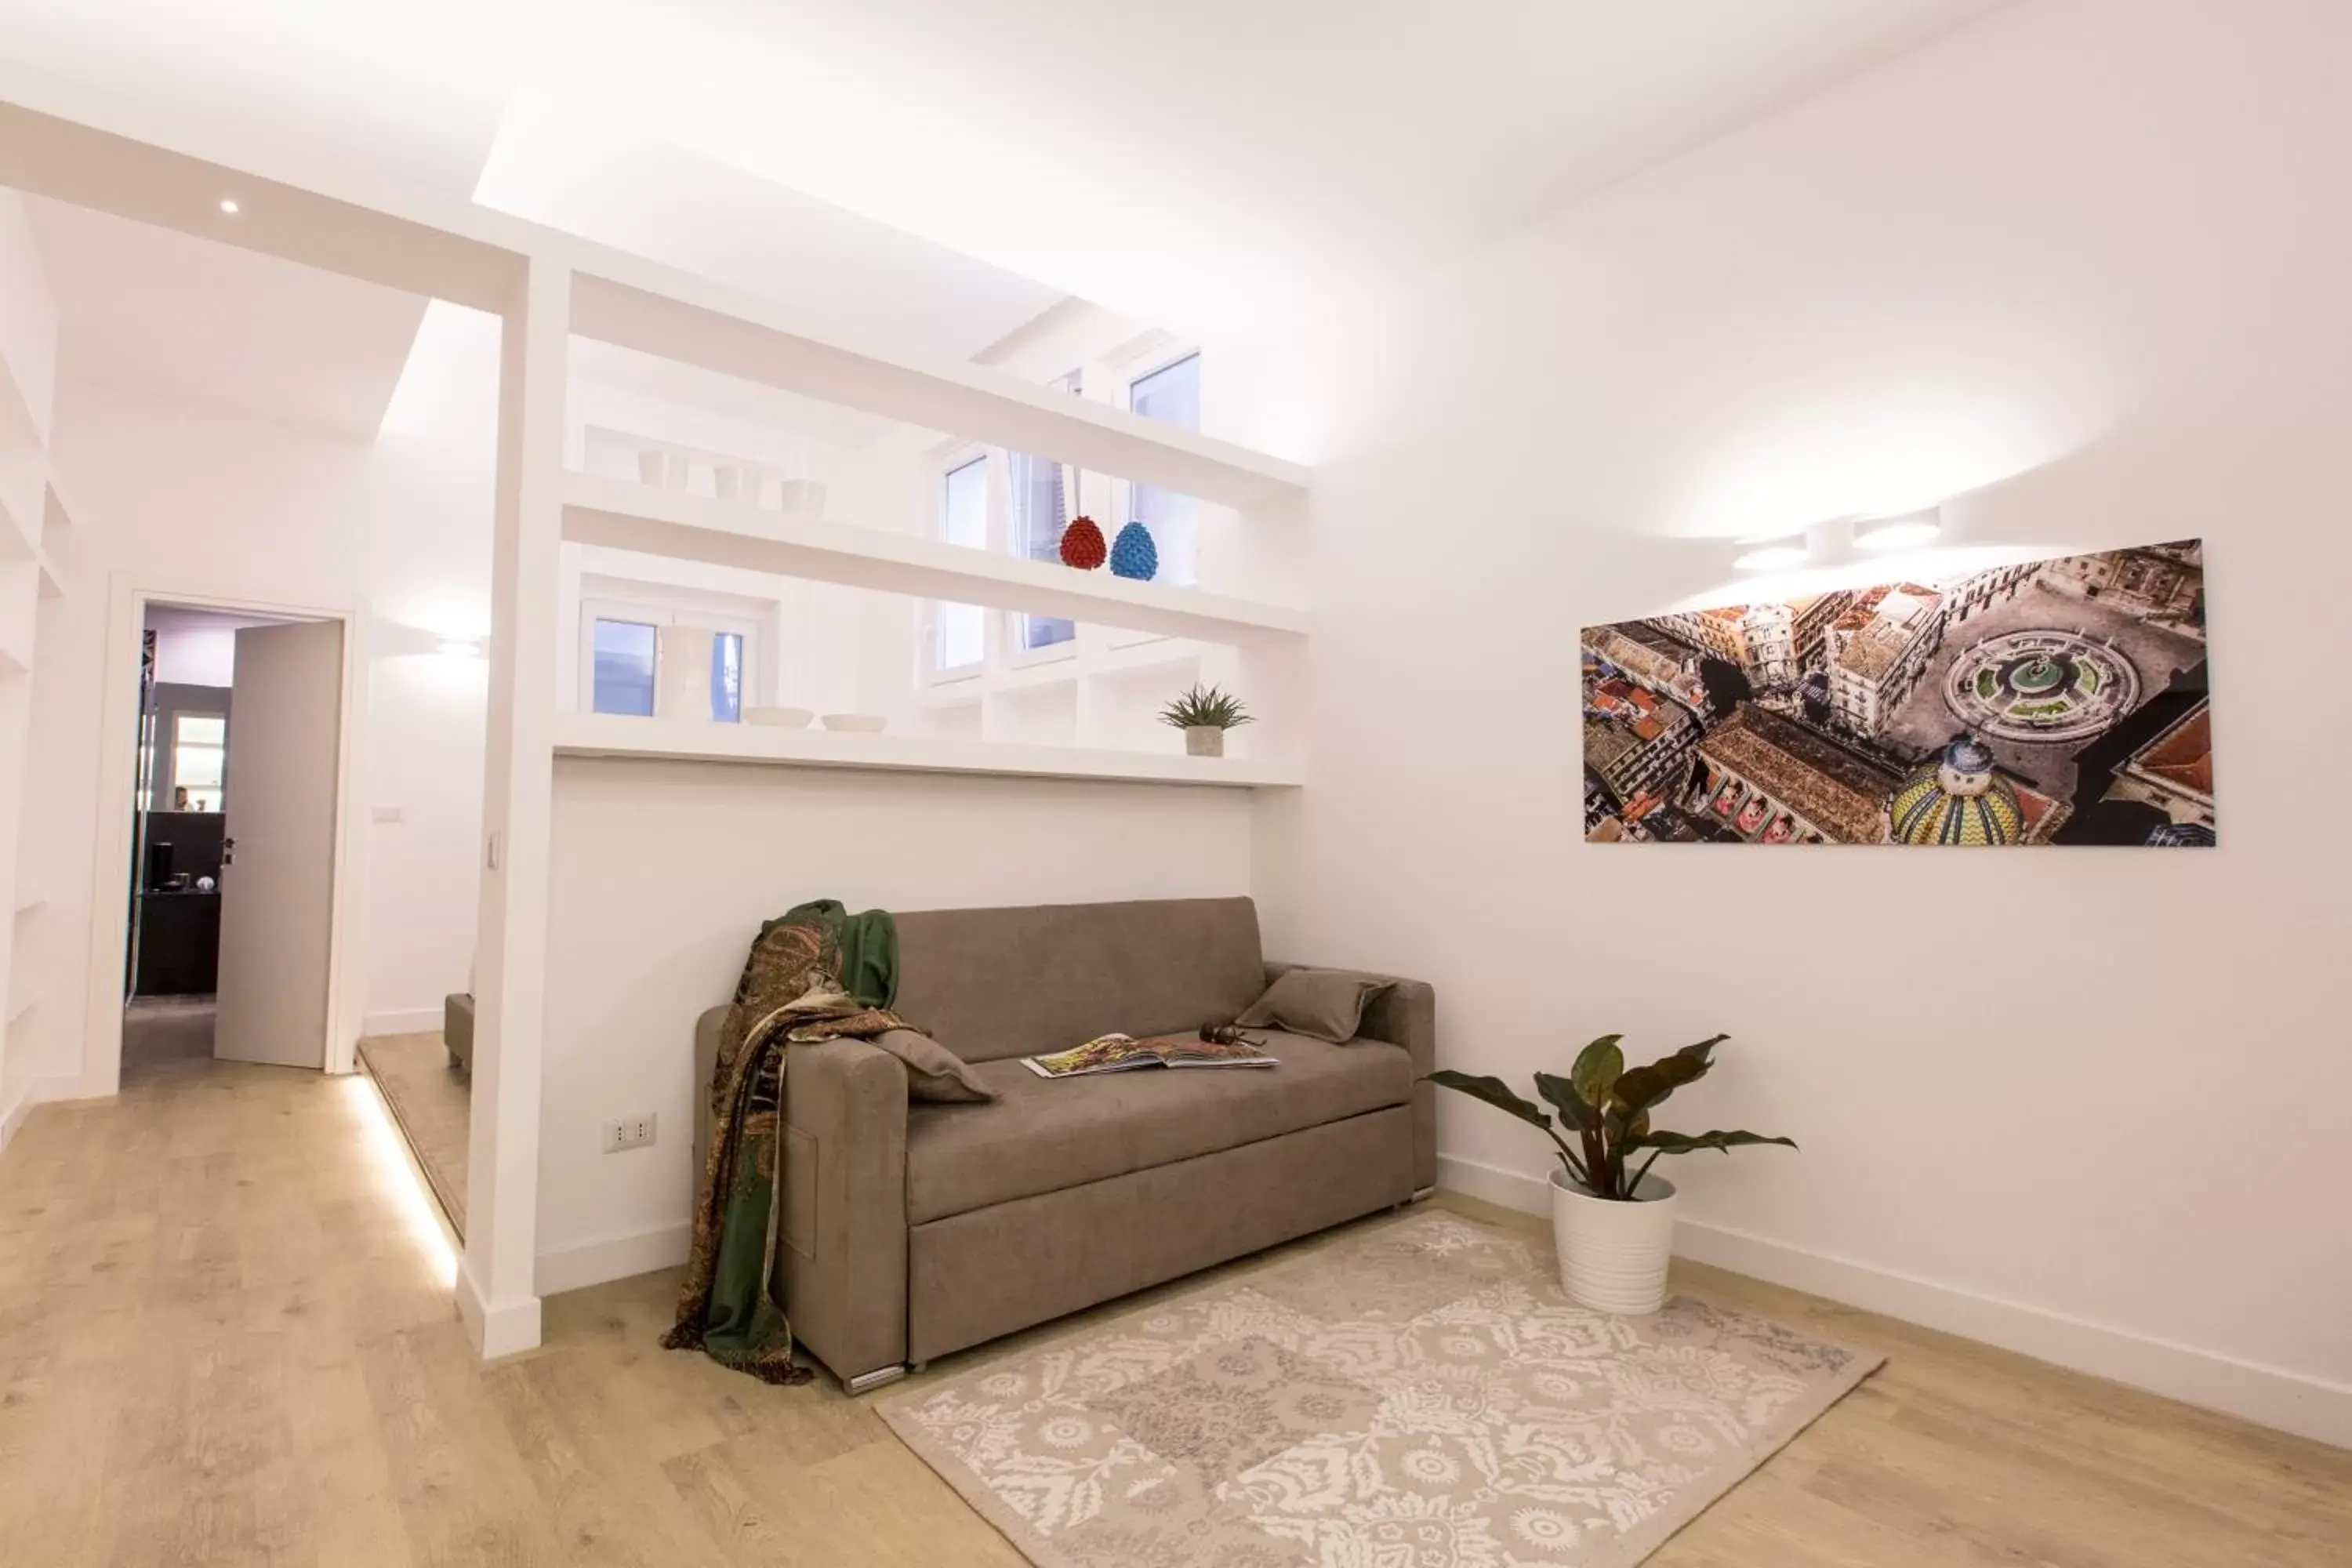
xmin=1730 ymin=503 xmax=1951 ymax=574
xmin=218 ymin=197 xmax=241 ymax=216
xmin=1853 ymin=506 xmax=1944 ymax=553
xmin=1732 ymin=540 xmax=1810 ymax=572
xmin=435 ymin=637 xmax=485 ymax=659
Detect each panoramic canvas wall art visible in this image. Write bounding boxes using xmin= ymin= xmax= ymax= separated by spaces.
xmin=1581 ymin=540 xmax=2212 ymax=847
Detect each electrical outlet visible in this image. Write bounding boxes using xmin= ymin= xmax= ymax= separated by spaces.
xmin=601 ymin=1114 xmax=657 ymax=1153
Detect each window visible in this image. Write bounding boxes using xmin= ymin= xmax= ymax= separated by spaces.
xmin=172 ymin=713 xmax=227 ymax=812
xmin=710 ymin=630 xmax=744 ymax=722
xmin=591 ymin=619 xmax=658 ymax=716
xmin=1128 ymin=353 xmax=1200 ymax=587
xmin=1007 ymin=448 xmax=1074 ymax=654
xmin=581 ymin=597 xmax=762 ymax=720
xmin=931 ymin=456 xmax=990 ymax=677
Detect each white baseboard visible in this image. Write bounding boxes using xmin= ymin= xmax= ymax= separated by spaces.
xmin=0 ymin=1072 xmax=93 ymax=1155
xmin=535 ymin=1222 xmax=691 ymax=1298
xmin=457 ymin=1258 xmax=543 ymax=1360
xmin=0 ymin=1077 xmax=36 ymax=1155
xmin=1436 ymin=1152 xmax=2352 ymax=1450
xmin=363 ymin=1007 xmax=447 ymax=1038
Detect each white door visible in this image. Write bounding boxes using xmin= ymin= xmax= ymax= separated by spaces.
xmin=215 ymin=620 xmax=343 ymax=1069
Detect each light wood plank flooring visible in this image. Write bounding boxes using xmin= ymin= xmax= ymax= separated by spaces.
xmin=1 ymin=1056 xmax=2345 ymax=1566
xmin=357 ymin=1031 xmax=470 ymax=1236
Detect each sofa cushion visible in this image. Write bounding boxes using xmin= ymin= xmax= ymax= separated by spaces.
xmin=873 ymin=1028 xmax=996 ymax=1103
xmin=904 ymin=1030 xmax=1414 ymax=1225
xmin=892 ymin=898 xmax=1265 ymax=1065
xmin=1236 ymin=967 xmax=1396 ymax=1044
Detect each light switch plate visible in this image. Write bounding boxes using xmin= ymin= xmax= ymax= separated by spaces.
xmin=372 ymin=804 xmax=403 ymax=824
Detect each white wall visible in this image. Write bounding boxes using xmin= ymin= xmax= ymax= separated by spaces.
xmin=0 ymin=188 xmax=55 ymax=1142
xmin=535 ymin=758 xmax=1255 ymax=1292
xmin=18 ymin=379 xmax=493 ymax=1086
xmin=1253 ymin=0 xmax=2352 ymax=1446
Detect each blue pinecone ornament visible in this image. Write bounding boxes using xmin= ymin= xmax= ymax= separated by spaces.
xmin=1109 ymin=521 xmax=1159 ymax=581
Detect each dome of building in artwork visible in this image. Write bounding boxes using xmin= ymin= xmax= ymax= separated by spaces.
xmin=1890 ymin=734 xmax=2027 ymax=845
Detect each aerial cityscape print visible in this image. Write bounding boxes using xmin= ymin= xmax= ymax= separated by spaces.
xmin=1581 ymin=541 xmax=2212 ymax=846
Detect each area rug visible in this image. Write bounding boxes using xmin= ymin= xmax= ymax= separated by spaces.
xmin=880 ymin=1209 xmax=1882 ymax=1567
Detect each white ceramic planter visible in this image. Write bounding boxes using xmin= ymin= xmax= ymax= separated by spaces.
xmin=637 ymin=449 xmax=689 ymax=492
xmin=1185 ymin=726 xmax=1225 ymax=757
xmin=654 ymin=625 xmax=718 ymax=721
xmin=775 ymin=479 xmax=828 ymax=517
xmin=1549 ymin=1168 xmax=1677 ymax=1314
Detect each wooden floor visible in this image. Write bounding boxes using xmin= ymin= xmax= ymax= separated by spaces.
xmin=357 ymin=1031 xmax=470 ymax=1236
xmin=1 ymin=1057 xmax=2345 ymax=1567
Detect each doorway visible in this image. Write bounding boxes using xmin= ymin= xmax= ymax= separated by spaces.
xmin=122 ymin=601 xmax=348 ymax=1083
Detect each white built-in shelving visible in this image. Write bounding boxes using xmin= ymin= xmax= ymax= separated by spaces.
xmin=562 ymin=473 xmax=1309 ymax=648
xmin=554 ymin=712 xmax=1301 ymax=790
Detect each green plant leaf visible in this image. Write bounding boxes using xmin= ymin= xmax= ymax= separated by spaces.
xmin=1158 ymin=683 xmax=1254 ymax=730
xmin=1631 ymin=1128 xmax=1798 ymax=1155
xmin=1569 ymin=1035 xmax=1624 ymax=1106
xmin=1608 ymin=1036 xmax=1726 ymax=1120
xmin=1533 ymin=1072 xmax=1600 ymax=1134
xmin=1423 ymin=1070 xmax=1552 ymax=1131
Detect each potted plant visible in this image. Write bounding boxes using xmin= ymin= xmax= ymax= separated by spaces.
xmin=1427 ymin=1034 xmax=1793 ymax=1314
xmin=1160 ymin=684 xmax=1253 ymax=757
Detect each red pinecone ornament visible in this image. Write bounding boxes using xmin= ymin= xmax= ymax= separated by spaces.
xmin=1059 ymin=515 xmax=1107 ymax=569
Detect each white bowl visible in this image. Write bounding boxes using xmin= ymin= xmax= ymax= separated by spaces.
xmin=745 ymin=706 xmax=815 ymax=728
xmin=821 ymin=713 xmax=887 ymax=733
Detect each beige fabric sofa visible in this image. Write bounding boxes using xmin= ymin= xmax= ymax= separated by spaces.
xmin=691 ymin=896 xmax=1435 ymax=1392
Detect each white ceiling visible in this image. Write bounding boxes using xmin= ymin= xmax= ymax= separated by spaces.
xmin=1 ymin=0 xmax=2018 ymax=429
xmin=24 ymin=198 xmax=429 ymax=437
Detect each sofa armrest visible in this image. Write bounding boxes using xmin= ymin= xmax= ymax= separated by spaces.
xmin=1265 ymin=963 xmax=1437 ymax=1192
xmin=691 ymin=1006 xmax=911 ymax=1383
xmin=782 ymin=1038 xmax=910 ymax=1382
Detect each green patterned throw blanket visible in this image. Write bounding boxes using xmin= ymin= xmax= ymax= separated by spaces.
xmin=663 ymin=900 xmax=910 ymax=1384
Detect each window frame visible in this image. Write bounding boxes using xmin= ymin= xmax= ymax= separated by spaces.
xmin=1004 ymin=369 xmax=1085 ymax=667
xmin=578 ymin=593 xmax=764 ymax=720
xmin=924 ymin=449 xmax=994 ymax=684
xmin=1116 ymin=347 xmax=1203 ymax=626
xmin=169 ymin=710 xmax=229 ymax=812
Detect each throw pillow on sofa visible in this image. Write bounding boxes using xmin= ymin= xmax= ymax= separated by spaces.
xmin=873 ymin=1029 xmax=998 ymax=1102
xmin=1235 ymin=968 xmax=1395 ymax=1044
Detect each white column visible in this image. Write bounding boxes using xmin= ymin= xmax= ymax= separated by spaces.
xmin=461 ymin=256 xmax=568 ymax=1359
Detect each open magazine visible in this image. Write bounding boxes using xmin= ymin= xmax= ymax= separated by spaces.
xmin=1022 ymin=1031 xmax=1277 ymax=1080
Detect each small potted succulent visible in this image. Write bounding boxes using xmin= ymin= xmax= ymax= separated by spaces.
xmin=1428 ymin=1034 xmax=1793 ymax=1313
xmin=1160 ymin=684 xmax=1253 ymax=757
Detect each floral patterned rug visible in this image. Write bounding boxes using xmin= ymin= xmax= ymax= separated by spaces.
xmin=880 ymin=1209 xmax=1882 ymax=1568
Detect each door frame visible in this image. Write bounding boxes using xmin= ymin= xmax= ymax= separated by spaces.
xmin=82 ymin=573 xmax=369 ymax=1094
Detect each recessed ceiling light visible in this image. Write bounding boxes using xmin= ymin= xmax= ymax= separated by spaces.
xmin=1853 ymin=510 xmax=1943 ymax=551
xmin=1732 ymin=543 xmax=1809 ymax=572
xmin=218 ymin=198 xmax=241 ymax=215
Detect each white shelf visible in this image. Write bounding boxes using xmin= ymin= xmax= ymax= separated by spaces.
xmin=916 ymin=639 xmax=1203 ymax=710
xmin=566 ymin=267 xmax=1309 ymax=511
xmin=13 ymin=884 xmax=42 ymax=916
xmin=0 ymin=346 xmax=41 ymax=455
xmin=34 ymin=546 xmax=62 ymax=599
xmin=553 ymin=712 xmax=1302 ymax=789
xmin=0 ymin=477 xmax=34 ymax=562
xmin=563 ymin=473 xmax=1311 ymax=647
xmin=7 ymin=992 xmax=32 ymax=1027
